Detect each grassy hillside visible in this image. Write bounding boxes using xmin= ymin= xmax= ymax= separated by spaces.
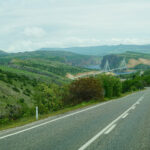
xmin=0 ymin=50 xmax=96 ymax=125
xmin=0 ymin=50 xmax=101 ymax=67
xmin=0 ymin=50 xmax=97 ymax=84
xmin=0 ymin=59 xmax=89 ymax=83
xmin=0 ymin=69 xmax=36 ymax=112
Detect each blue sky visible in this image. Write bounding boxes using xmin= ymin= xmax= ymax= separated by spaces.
xmin=1 ymin=0 xmax=150 ymax=52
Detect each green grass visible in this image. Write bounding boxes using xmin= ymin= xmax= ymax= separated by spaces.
xmin=0 ymin=65 xmax=67 ymax=83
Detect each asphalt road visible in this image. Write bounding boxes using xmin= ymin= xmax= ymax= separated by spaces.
xmin=0 ymin=89 xmax=150 ymax=150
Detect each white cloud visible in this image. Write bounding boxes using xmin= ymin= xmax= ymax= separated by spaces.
xmin=23 ymin=27 xmax=46 ymax=38
xmin=1 ymin=0 xmax=150 ymax=52
xmin=6 ymin=37 xmax=150 ymax=53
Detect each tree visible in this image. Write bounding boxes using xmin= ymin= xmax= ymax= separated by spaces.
xmin=34 ymin=83 xmax=63 ymax=114
xmin=97 ymin=75 xmax=122 ymax=98
xmin=68 ymin=77 xmax=104 ymax=105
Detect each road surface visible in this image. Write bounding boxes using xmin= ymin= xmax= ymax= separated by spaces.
xmin=0 ymin=89 xmax=150 ymax=150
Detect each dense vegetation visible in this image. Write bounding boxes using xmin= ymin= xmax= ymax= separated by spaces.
xmin=1 ymin=67 xmax=150 ymax=126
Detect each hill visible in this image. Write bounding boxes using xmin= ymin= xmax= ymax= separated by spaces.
xmin=0 ymin=50 xmax=101 ymax=67
xmin=39 ymin=45 xmax=150 ymax=56
xmin=0 ymin=50 xmax=95 ymax=119
xmin=0 ymin=50 xmax=102 ymax=84
xmin=0 ymin=50 xmax=7 ymax=56
xmin=0 ymin=51 xmax=98 ymax=84
xmin=0 ymin=69 xmax=37 ymax=113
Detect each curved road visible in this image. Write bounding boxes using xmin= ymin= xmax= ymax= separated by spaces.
xmin=0 ymin=89 xmax=150 ymax=150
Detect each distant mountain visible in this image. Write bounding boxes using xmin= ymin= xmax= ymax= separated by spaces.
xmin=0 ymin=50 xmax=7 ymax=56
xmin=39 ymin=45 xmax=150 ymax=56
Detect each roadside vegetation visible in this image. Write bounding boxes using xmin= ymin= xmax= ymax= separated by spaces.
xmin=1 ymin=68 xmax=150 ymax=129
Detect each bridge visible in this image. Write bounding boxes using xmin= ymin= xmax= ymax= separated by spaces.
xmin=67 ymin=58 xmax=128 ymax=80
xmin=103 ymin=58 xmax=128 ymax=72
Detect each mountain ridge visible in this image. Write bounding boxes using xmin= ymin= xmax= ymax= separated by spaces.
xmin=39 ymin=44 xmax=150 ymax=56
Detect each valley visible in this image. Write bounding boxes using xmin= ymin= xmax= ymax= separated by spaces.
xmin=1 ymin=47 xmax=150 ymax=130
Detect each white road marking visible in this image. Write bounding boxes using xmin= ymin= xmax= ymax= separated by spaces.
xmin=0 ymin=94 xmax=144 ymax=141
xmin=139 ymin=96 xmax=144 ymax=102
xmin=0 ymin=101 xmax=111 ymax=140
xmin=104 ymin=124 xmax=116 ymax=134
xmin=122 ymin=113 xmax=128 ymax=119
xmin=131 ymin=106 xmax=136 ymax=110
xmin=78 ymin=96 xmax=144 ymax=150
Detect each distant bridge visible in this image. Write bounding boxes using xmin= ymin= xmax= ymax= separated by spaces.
xmin=103 ymin=58 xmax=128 ymax=72
xmin=67 ymin=58 xmax=128 ymax=80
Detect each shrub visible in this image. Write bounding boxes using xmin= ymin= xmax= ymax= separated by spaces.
xmin=34 ymin=84 xmax=63 ymax=114
xmin=12 ymin=87 xmax=20 ymax=92
xmin=5 ymin=104 xmax=22 ymax=120
xmin=97 ymin=75 xmax=122 ymax=98
xmin=67 ymin=77 xmax=104 ymax=105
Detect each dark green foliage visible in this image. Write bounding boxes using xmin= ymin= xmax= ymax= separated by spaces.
xmin=19 ymin=98 xmax=25 ymax=103
xmin=142 ymin=76 xmax=150 ymax=86
xmin=65 ymin=77 xmax=104 ymax=105
xmin=96 ymin=75 xmax=122 ymax=98
xmin=5 ymin=104 xmax=22 ymax=120
xmin=122 ymin=76 xmax=144 ymax=93
xmin=0 ymin=103 xmax=35 ymax=124
xmin=23 ymin=89 xmax=31 ymax=96
xmin=12 ymin=87 xmax=20 ymax=92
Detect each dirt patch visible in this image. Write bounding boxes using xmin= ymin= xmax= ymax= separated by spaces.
xmin=66 ymin=71 xmax=115 ymax=79
xmin=66 ymin=71 xmax=101 ymax=79
xmin=127 ymin=58 xmax=150 ymax=68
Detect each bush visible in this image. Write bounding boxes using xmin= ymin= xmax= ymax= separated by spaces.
xmin=12 ymin=87 xmax=20 ymax=92
xmin=122 ymin=77 xmax=144 ymax=93
xmin=23 ymin=89 xmax=31 ymax=96
xmin=5 ymin=104 xmax=22 ymax=120
xmin=97 ymin=75 xmax=122 ymax=98
xmin=19 ymin=98 xmax=25 ymax=103
xmin=34 ymin=84 xmax=63 ymax=114
xmin=67 ymin=77 xmax=104 ymax=105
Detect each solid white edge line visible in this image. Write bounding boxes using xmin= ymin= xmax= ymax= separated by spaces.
xmin=122 ymin=113 xmax=128 ymax=119
xmin=131 ymin=106 xmax=136 ymax=110
xmin=0 ymin=101 xmax=111 ymax=140
xmin=78 ymin=96 xmax=144 ymax=150
xmin=104 ymin=124 xmax=116 ymax=134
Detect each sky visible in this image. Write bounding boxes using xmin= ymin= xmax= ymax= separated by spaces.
xmin=1 ymin=0 xmax=150 ymax=52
